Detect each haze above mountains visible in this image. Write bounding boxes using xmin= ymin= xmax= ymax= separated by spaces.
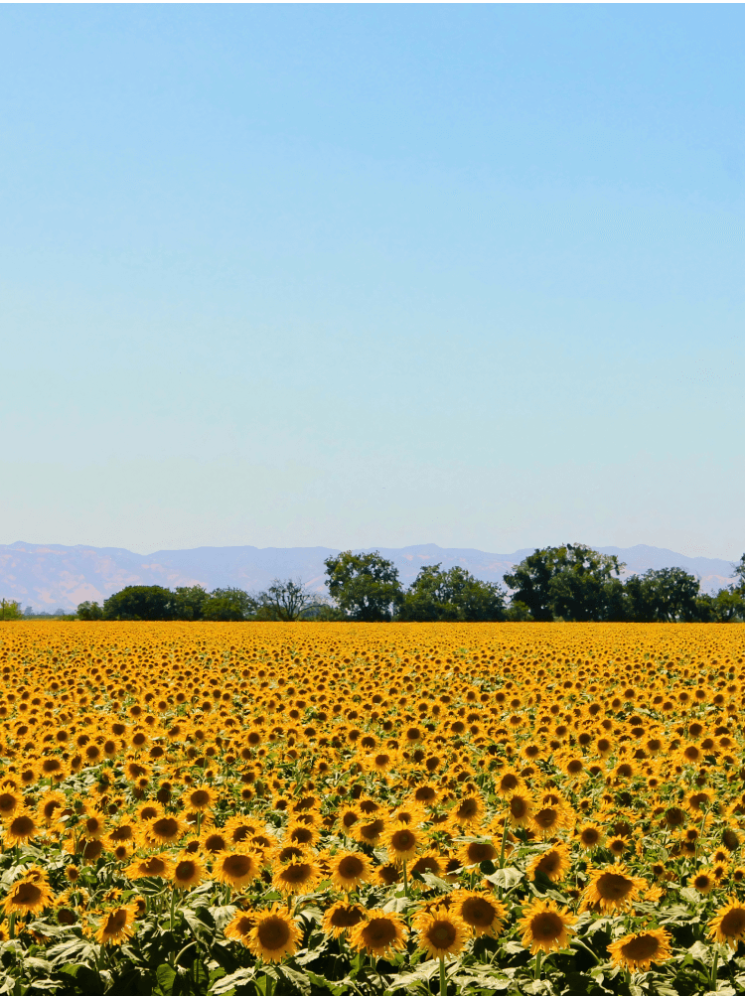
xmin=0 ymin=542 xmax=738 ymax=613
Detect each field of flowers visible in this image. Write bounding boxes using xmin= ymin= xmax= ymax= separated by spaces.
xmin=0 ymin=622 xmax=744 ymax=995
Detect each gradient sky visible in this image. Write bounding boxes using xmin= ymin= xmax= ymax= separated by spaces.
xmin=1 ymin=5 xmax=743 ymax=558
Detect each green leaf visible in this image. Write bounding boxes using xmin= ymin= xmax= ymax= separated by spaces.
xmin=155 ymin=964 xmax=177 ymax=995
xmin=487 ymin=867 xmax=523 ymax=889
xmin=212 ymin=968 xmax=256 ymax=995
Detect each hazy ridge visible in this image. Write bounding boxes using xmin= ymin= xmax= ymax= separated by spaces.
xmin=0 ymin=542 xmax=738 ymax=613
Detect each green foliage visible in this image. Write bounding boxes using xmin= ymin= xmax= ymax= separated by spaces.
xmin=323 ymin=550 xmax=403 ymax=621
xmin=254 ymin=579 xmax=321 ymax=621
xmin=0 ymin=598 xmax=23 ymax=620
xmin=396 ymin=564 xmax=507 ymax=621
xmin=201 ymin=588 xmax=258 ymax=622
xmin=102 ymin=585 xmax=176 ymax=621
xmin=172 ymin=586 xmax=210 ymax=621
xmin=733 ymin=553 xmax=745 ymax=592
xmin=623 ymin=567 xmax=702 ymax=623
xmin=503 ymin=544 xmax=626 ymax=622
xmin=76 ymin=601 xmax=104 ymax=621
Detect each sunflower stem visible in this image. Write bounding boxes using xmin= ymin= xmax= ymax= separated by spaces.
xmin=402 ymin=859 xmax=408 ymax=896
xmin=534 ymin=950 xmax=542 ymax=980
xmin=169 ymin=887 xmax=178 ymax=965
xmin=710 ymin=943 xmax=719 ymax=992
xmin=497 ymin=820 xmax=508 ymax=898
xmin=439 ymin=955 xmax=447 ymax=995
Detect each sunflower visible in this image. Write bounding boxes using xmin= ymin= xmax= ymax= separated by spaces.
xmin=224 ymin=817 xmax=263 ymax=846
xmin=457 ymin=839 xmax=498 ymax=868
xmin=37 ymin=791 xmax=66 ymax=826
xmin=4 ymin=811 xmax=38 ymax=847
xmin=213 ymin=851 xmax=260 ymax=890
xmin=519 ymin=898 xmax=575 ymax=955
xmin=530 ymin=805 xmax=567 ymax=838
xmin=125 ymin=854 xmax=174 ymax=881
xmin=691 ymin=867 xmax=717 ymax=895
xmin=451 ymin=890 xmax=506 ymax=938
xmin=273 ymin=857 xmax=322 ymax=895
xmin=246 ymin=905 xmax=301 ymax=963
xmin=527 ymin=844 xmax=571 ymax=883
xmin=607 ymin=836 xmax=629 ymax=857
xmin=415 ymin=906 xmax=468 ymax=960
xmin=387 ymin=824 xmax=421 ymax=863
xmin=322 ymin=901 xmax=367 ymax=939
xmin=410 ymin=852 xmax=451 ymax=881
xmin=353 ymin=817 xmax=387 ymax=847
xmin=0 ymin=785 xmax=23 ymax=820
xmin=201 ymin=829 xmax=230 ymax=855
xmin=224 ymin=909 xmax=256 ymax=944
xmin=450 ymin=794 xmax=485 ymax=829
xmin=326 ymin=851 xmax=372 ymax=891
xmin=410 ymin=784 xmax=439 ymax=807
xmin=3 ymin=876 xmax=54 ymax=917
xmin=143 ymin=814 xmax=184 ymax=847
xmin=709 ymin=899 xmax=745 ymax=944
xmin=577 ymin=823 xmax=604 ymax=850
xmin=581 ymin=864 xmax=646 ymax=914
xmin=109 ymin=816 xmax=136 ymax=845
xmin=607 ymin=928 xmax=672 ymax=972
xmin=350 ymin=909 xmax=408 ymax=958
xmin=374 ymin=862 xmax=401 ymax=886
xmin=172 ymin=853 xmax=207 ymax=889
xmin=95 ymin=905 xmax=137 ymax=946
xmin=186 ymin=786 xmax=216 ymax=812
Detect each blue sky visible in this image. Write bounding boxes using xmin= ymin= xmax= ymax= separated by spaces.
xmin=1 ymin=5 xmax=743 ymax=558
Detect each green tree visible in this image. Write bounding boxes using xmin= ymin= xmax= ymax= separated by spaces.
xmin=172 ymin=586 xmax=209 ymax=621
xmin=323 ymin=550 xmax=403 ymax=621
xmin=201 ymin=588 xmax=257 ymax=622
xmin=255 ymin=579 xmax=321 ymax=621
xmin=102 ymin=585 xmax=175 ymax=621
xmin=0 ymin=598 xmax=23 ymax=621
xmin=397 ymin=564 xmax=506 ymax=621
xmin=503 ymin=544 xmax=625 ymax=622
xmin=623 ymin=567 xmax=701 ymax=623
xmin=77 ymin=600 xmax=104 ymax=620
xmin=733 ymin=554 xmax=745 ymax=592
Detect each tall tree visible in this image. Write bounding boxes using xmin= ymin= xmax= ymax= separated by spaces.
xmin=503 ymin=544 xmax=625 ymax=621
xmin=102 ymin=585 xmax=175 ymax=621
xmin=201 ymin=588 xmax=257 ymax=621
xmin=172 ymin=586 xmax=209 ymax=621
xmin=623 ymin=567 xmax=701 ymax=623
xmin=256 ymin=579 xmax=321 ymax=621
xmin=0 ymin=599 xmax=23 ymax=621
xmin=323 ymin=551 xmax=403 ymax=621
xmin=733 ymin=554 xmax=745 ymax=593
xmin=77 ymin=600 xmax=104 ymax=620
xmin=397 ymin=564 xmax=506 ymax=621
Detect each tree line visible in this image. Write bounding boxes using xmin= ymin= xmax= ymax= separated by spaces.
xmin=67 ymin=545 xmax=745 ymax=623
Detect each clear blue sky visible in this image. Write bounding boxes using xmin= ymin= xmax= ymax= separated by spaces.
xmin=1 ymin=5 xmax=743 ymax=558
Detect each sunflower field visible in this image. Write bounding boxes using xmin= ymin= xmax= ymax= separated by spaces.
xmin=0 ymin=622 xmax=745 ymax=995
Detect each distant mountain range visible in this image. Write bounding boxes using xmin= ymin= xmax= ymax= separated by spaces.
xmin=0 ymin=541 xmax=738 ymax=613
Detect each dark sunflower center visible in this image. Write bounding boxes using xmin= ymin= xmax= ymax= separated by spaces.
xmin=461 ymin=899 xmax=494 ymax=927
xmin=338 ymin=856 xmax=364 ymax=878
xmin=13 ymin=883 xmax=42 ymax=906
xmin=621 ymin=934 xmax=659 ymax=961
xmin=258 ymin=916 xmax=290 ymax=950
xmin=597 ymin=873 xmax=633 ymax=900
xmin=531 ymin=912 xmax=563 ymax=940
xmin=429 ymin=921 xmax=456 ymax=948
xmin=364 ymin=918 xmax=396 ymax=947
xmin=153 ymin=818 xmax=179 ymax=837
